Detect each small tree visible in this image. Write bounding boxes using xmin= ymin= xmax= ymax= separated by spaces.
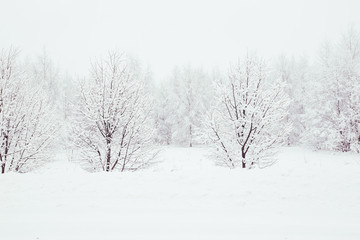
xmin=71 ymin=52 xmax=153 ymax=172
xmin=0 ymin=48 xmax=58 ymax=173
xmin=208 ymin=55 xmax=291 ymax=168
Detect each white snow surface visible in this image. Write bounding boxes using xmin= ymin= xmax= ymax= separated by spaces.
xmin=1 ymin=146 xmax=360 ymax=240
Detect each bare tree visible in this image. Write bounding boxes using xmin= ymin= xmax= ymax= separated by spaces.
xmin=71 ymin=51 xmax=154 ymax=172
xmin=0 ymin=48 xmax=58 ymax=173
xmin=208 ymin=55 xmax=291 ymax=168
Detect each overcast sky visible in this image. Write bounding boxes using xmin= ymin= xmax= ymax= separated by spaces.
xmin=1 ymin=0 xmax=360 ymax=80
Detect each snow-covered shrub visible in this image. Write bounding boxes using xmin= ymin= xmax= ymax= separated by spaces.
xmin=70 ymin=51 xmax=154 ymax=172
xmin=207 ymin=55 xmax=291 ymax=168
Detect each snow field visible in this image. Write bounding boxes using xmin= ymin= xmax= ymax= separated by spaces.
xmin=1 ymin=146 xmax=360 ymax=240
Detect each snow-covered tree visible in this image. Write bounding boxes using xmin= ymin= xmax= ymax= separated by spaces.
xmin=32 ymin=49 xmax=72 ymax=151
xmin=62 ymin=72 xmax=76 ymax=121
xmin=32 ymin=49 xmax=61 ymax=108
xmin=153 ymin=82 xmax=174 ymax=145
xmin=275 ymin=55 xmax=310 ymax=145
xmin=170 ymin=66 xmax=212 ymax=147
xmin=70 ymin=51 xmax=154 ymax=172
xmin=208 ymin=55 xmax=291 ymax=168
xmin=305 ymin=27 xmax=360 ymax=152
xmin=0 ymin=48 xmax=58 ymax=173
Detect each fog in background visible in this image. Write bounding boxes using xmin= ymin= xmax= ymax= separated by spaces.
xmin=1 ymin=0 xmax=359 ymax=80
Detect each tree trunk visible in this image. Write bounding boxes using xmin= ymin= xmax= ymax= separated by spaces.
xmin=241 ymin=151 xmax=246 ymax=168
xmin=189 ymin=124 xmax=192 ymax=147
xmin=1 ymin=135 xmax=9 ymax=173
xmin=1 ymin=163 xmax=5 ymax=174
xmin=105 ymin=138 xmax=111 ymax=172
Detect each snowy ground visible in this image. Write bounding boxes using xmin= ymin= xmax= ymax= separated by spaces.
xmin=1 ymin=146 xmax=360 ymax=240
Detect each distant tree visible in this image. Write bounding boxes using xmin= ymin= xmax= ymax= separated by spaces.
xmin=153 ymin=82 xmax=174 ymax=145
xmin=32 ymin=48 xmax=60 ymax=107
xmin=305 ymin=27 xmax=360 ymax=152
xmin=208 ymin=55 xmax=291 ymax=168
xmin=62 ymin=72 xmax=76 ymax=121
xmin=71 ymin=52 xmax=154 ymax=172
xmin=0 ymin=48 xmax=58 ymax=173
xmin=275 ymin=55 xmax=310 ymax=145
xmin=170 ymin=66 xmax=212 ymax=147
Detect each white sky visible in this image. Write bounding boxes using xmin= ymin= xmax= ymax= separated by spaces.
xmin=1 ymin=0 xmax=360 ymax=80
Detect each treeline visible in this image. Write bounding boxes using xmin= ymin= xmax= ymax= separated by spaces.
xmin=154 ymin=28 xmax=360 ymax=157
xmin=0 ymin=28 xmax=359 ymax=173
